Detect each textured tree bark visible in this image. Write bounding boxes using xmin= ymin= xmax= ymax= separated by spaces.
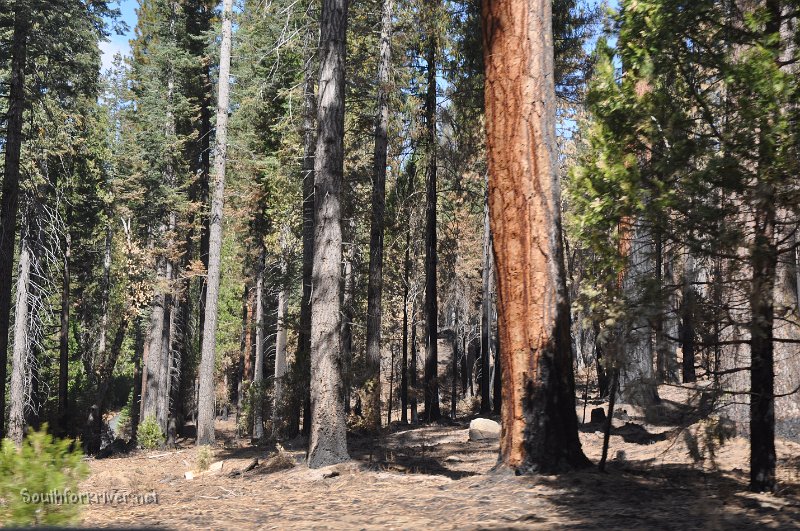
xmin=142 ymin=255 xmax=166 ymax=423
xmin=365 ymin=0 xmax=394 ymax=433
xmin=9 ymin=234 xmax=32 ymax=445
xmin=0 ymin=5 xmax=28 ymax=441
xmin=197 ymin=0 xmax=233 ymax=445
xmin=618 ymin=220 xmax=660 ymax=408
xmin=308 ymin=0 xmax=350 ymax=467
xmin=422 ymin=0 xmax=440 ymax=422
xmin=296 ymin=44 xmax=317 ymax=438
xmin=483 ymin=0 xmax=589 ymax=472
xmin=253 ymin=253 xmax=265 ymax=440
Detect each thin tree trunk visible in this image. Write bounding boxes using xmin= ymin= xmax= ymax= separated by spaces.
xmin=480 ymin=179 xmax=491 ymax=413
xmin=132 ymin=317 xmax=144 ymax=441
xmin=422 ymin=0 xmax=440 ymax=422
xmin=681 ymin=251 xmax=697 ymax=383
xmin=158 ymin=220 xmax=176 ymax=432
xmin=9 ymin=233 xmax=32 ymax=445
xmin=297 ymin=43 xmax=317 ymax=439
xmin=400 ymin=229 xmax=410 ymax=423
xmin=273 ymin=249 xmax=289 ymax=436
xmin=0 ymin=5 xmax=28 ymax=441
xmin=308 ymin=0 xmax=350 ymax=467
xmin=253 ymin=253 xmax=265 ymax=440
xmin=197 ymin=0 xmax=233 ymax=445
xmin=341 ymin=223 xmax=355 ymax=415
xmin=58 ymin=230 xmax=71 ymax=434
xmin=387 ymin=344 xmax=395 ymax=424
xmin=483 ymin=0 xmax=589 ymax=472
xmin=365 ymin=0 xmax=394 ymax=433
xmin=410 ymin=298 xmax=418 ymax=423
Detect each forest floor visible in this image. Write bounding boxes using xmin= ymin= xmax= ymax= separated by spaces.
xmin=80 ymin=385 xmax=800 ymax=530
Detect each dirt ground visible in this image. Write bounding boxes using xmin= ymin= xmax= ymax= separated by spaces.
xmin=80 ymin=386 xmax=800 ymax=530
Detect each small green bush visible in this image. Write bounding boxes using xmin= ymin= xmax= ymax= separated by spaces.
xmin=0 ymin=425 xmax=89 ymax=526
xmin=196 ymin=446 xmax=213 ymax=471
xmin=137 ymin=416 xmax=164 ymax=450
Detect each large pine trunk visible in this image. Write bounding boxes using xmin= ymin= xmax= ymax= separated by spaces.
xmin=618 ymin=220 xmax=660 ymax=408
xmin=0 ymin=5 xmax=28 ymax=440
xmin=364 ymin=0 xmax=394 ymax=433
xmin=483 ymin=0 xmax=589 ymax=472
xmin=197 ymin=0 xmax=233 ymax=445
xmin=422 ymin=0 xmax=440 ymax=422
xmin=307 ymin=0 xmax=350 ymax=468
xmin=142 ymin=255 xmax=166 ymax=423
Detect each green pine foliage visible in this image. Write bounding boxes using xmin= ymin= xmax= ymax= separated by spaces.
xmin=0 ymin=426 xmax=88 ymax=526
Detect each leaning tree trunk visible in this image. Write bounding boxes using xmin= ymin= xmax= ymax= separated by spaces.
xmin=307 ymin=0 xmax=350 ymax=468
xmin=197 ymin=0 xmax=233 ymax=445
xmin=422 ymin=0 xmax=440 ymax=422
xmin=0 ymin=5 xmax=28 ymax=441
xmin=364 ymin=0 xmax=394 ymax=433
xmin=483 ymin=0 xmax=589 ymax=472
xmin=252 ymin=253 xmax=266 ymax=440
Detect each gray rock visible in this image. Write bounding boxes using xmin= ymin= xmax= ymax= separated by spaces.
xmin=469 ymin=418 xmax=501 ymax=441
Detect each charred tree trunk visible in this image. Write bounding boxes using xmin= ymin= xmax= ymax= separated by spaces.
xmin=197 ymin=0 xmax=233 ymax=445
xmin=483 ymin=0 xmax=589 ymax=472
xmin=365 ymin=0 xmax=394 ymax=433
xmin=0 ymin=5 xmax=28 ymax=441
xmin=422 ymin=0 xmax=440 ymax=422
xmin=308 ymin=0 xmax=350 ymax=468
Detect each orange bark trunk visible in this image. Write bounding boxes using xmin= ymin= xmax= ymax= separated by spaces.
xmin=483 ymin=0 xmax=588 ymax=472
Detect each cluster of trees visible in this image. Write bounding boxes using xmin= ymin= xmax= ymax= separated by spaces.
xmin=1 ymin=0 xmax=798 ymax=495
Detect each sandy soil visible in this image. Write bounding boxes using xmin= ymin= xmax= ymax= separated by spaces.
xmin=80 ymin=387 xmax=800 ymax=530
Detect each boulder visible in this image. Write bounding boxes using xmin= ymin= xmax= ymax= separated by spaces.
xmin=469 ymin=418 xmax=501 ymax=441
xmin=590 ymin=407 xmax=607 ymax=425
